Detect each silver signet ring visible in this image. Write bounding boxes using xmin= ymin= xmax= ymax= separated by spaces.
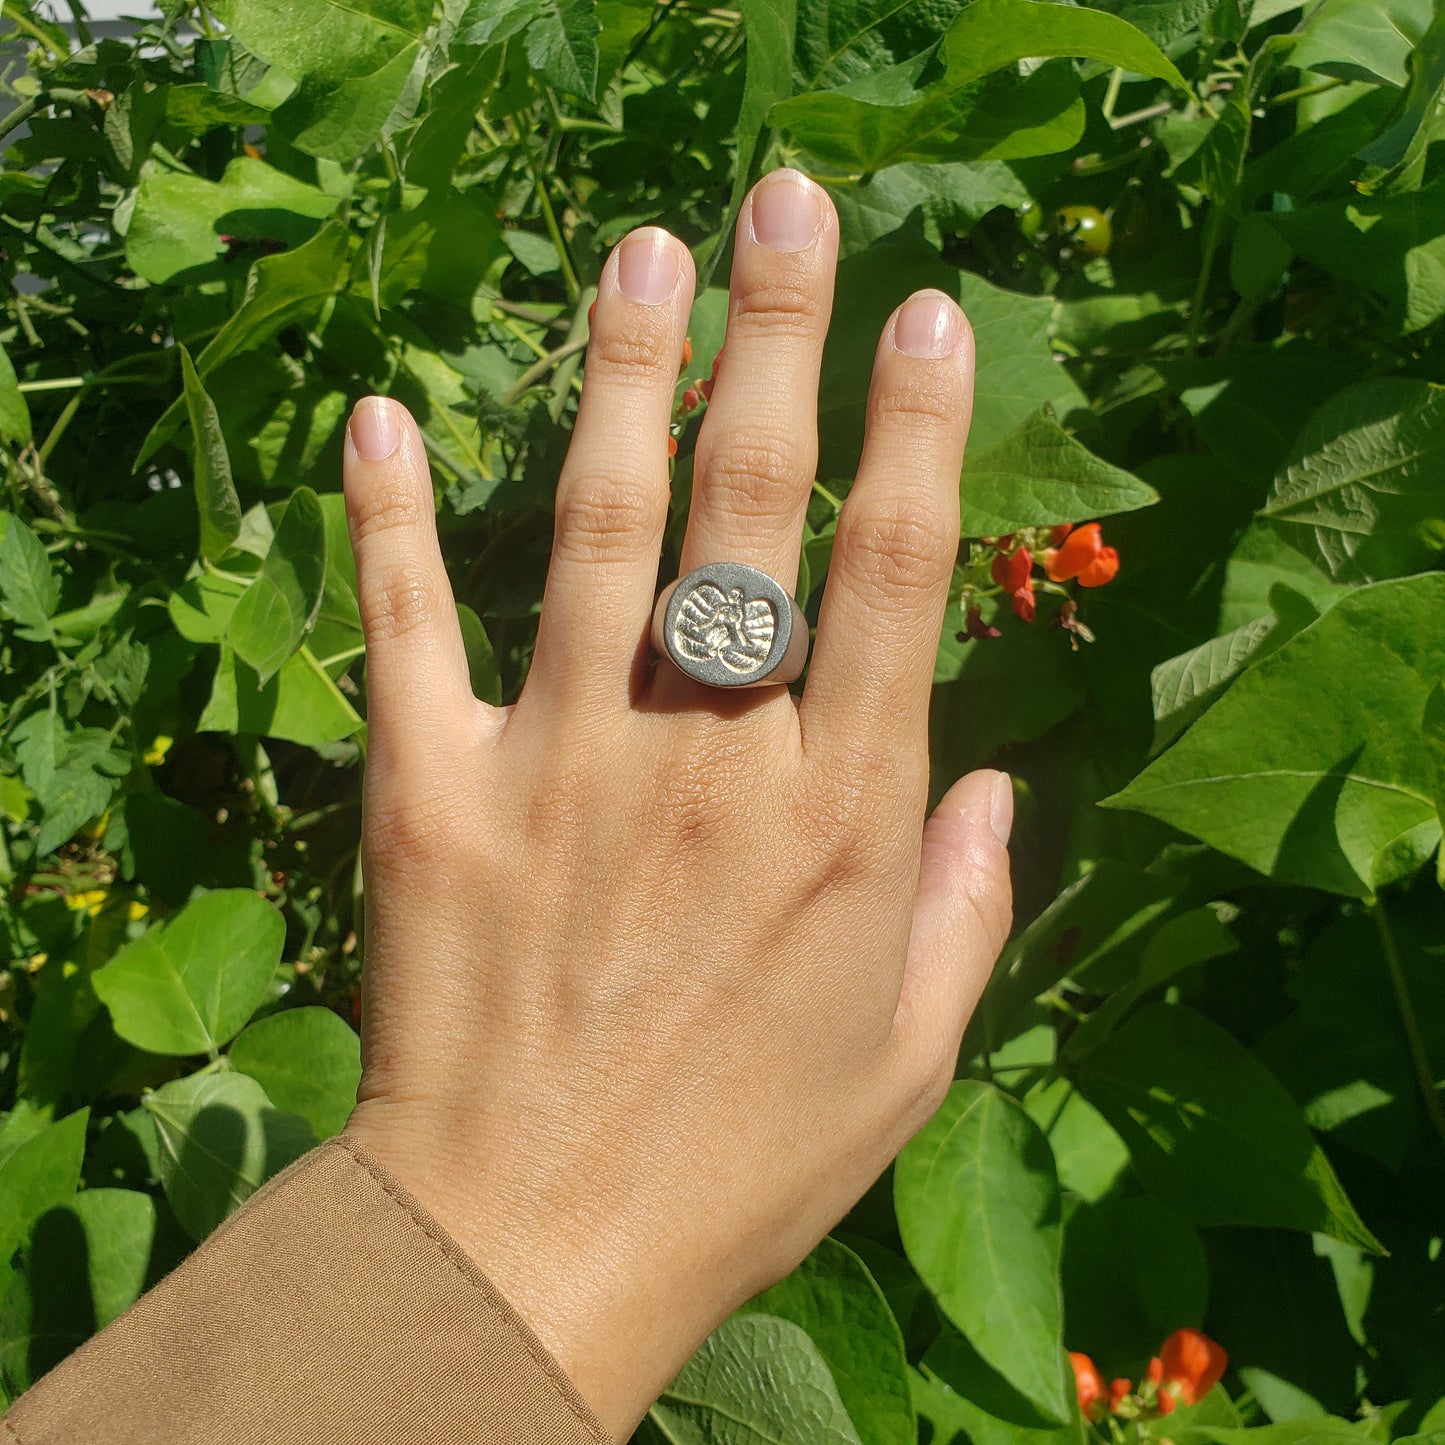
xmin=651 ymin=562 xmax=809 ymax=689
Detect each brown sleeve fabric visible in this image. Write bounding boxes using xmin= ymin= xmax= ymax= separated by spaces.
xmin=4 ymin=1136 xmax=611 ymax=1445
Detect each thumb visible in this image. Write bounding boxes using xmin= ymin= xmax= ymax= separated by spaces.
xmin=894 ymin=768 xmax=1014 ymax=1083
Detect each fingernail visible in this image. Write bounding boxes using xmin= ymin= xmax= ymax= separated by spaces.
xmin=349 ymin=396 xmax=400 ymax=462
xmin=617 ymin=228 xmax=682 ymax=305
xmin=894 ymin=291 xmax=963 ymax=359
xmin=749 ymin=169 xmax=823 ymax=252
xmin=989 ymin=772 xmax=1014 ymax=848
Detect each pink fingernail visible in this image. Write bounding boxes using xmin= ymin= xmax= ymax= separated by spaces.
xmin=617 ymin=228 xmax=682 ymax=305
xmin=894 ymin=291 xmax=963 ymax=359
xmin=749 ymin=169 xmax=823 ymax=252
xmin=349 ymin=397 xmax=400 ymax=461
xmin=989 ymin=772 xmax=1014 ymax=847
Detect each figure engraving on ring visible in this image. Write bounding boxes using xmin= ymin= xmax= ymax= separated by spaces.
xmin=672 ymin=583 xmax=776 ymax=675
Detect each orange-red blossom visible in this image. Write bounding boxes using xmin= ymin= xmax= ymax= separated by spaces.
xmin=1072 ymin=1328 xmax=1226 ymax=1424
xmin=1044 ymin=522 xmax=1119 ymax=588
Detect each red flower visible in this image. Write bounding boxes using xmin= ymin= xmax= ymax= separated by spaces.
xmin=1044 ymin=522 xmax=1119 ymax=587
xmin=1109 ymin=1378 xmax=1131 ymax=1413
xmin=991 ymin=544 xmax=1032 ymax=594
xmin=682 ymin=337 xmax=693 ymax=366
xmin=964 ymin=604 xmax=1001 ymax=640
xmin=1049 ymin=523 xmax=1073 ymax=546
xmin=1158 ymin=1328 xmax=1227 ymax=1405
xmin=1011 ymin=580 xmax=1036 ymax=622
xmin=1070 ymin=1353 xmax=1105 ymax=1418
xmin=681 ymin=387 xmax=700 ymax=411
xmin=667 ymin=435 xmax=678 ymax=457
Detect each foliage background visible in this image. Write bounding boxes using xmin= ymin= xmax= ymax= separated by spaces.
xmin=0 ymin=0 xmax=1442 ymax=1439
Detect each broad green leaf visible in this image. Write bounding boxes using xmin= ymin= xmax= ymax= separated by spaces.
xmin=829 ymin=162 xmax=1028 ymax=257
xmin=1267 ymin=182 xmax=1445 ymax=335
xmin=0 ymin=1109 xmax=88 ymax=1262
xmin=457 ymin=604 xmax=503 ymax=704
xmin=207 ymin=0 xmax=431 ymax=88
xmin=276 ymin=41 xmax=424 ymax=161
xmin=146 ymin=1068 xmax=315 ymax=1241
xmin=199 ymin=641 xmax=365 ymax=748
xmin=0 ymin=513 xmax=58 ymax=632
xmin=0 ymin=1189 xmax=175 ymax=1392
xmin=1290 ymin=0 xmax=1433 ymax=87
xmin=126 ymin=157 xmax=339 ymax=284
xmin=140 ymin=226 xmax=352 ymax=466
xmin=648 ymin=1314 xmax=863 ymax=1444
xmin=227 ymin=487 xmax=327 ymax=685
xmin=0 ymin=341 xmax=31 ymax=446
xmin=228 ymin=1008 xmax=362 ymax=1139
xmin=820 ymin=251 xmax=1083 ymax=479
xmin=1105 ymin=575 xmax=1445 ymax=895
xmin=1263 ymin=380 xmax=1445 ymax=583
xmin=92 ymin=889 xmax=286 ymax=1056
xmin=773 ymin=0 xmax=1184 ymax=172
xmin=1027 ymin=1082 xmax=1128 ymax=1204
xmin=960 ymin=408 xmax=1159 ymax=535
xmin=743 ymin=1238 xmax=915 ymax=1445
xmin=1356 ymin=6 xmax=1445 ymax=193
xmin=456 ymin=0 xmax=601 ymax=99
xmin=179 ymin=346 xmax=242 ymax=564
xmin=1106 ymin=0 xmax=1218 ymax=47
xmin=379 ymin=188 xmax=507 ymax=310
xmin=1076 ymin=1004 xmax=1384 ymax=1253
xmin=896 ymin=1081 xmax=1070 ymax=1423
xmin=1150 ymin=584 xmax=1321 ymax=753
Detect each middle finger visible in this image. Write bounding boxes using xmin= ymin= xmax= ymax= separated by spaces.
xmin=677 ymin=168 xmax=839 ymax=593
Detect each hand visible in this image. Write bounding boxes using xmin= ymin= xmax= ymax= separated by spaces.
xmin=340 ymin=168 xmax=1012 ymax=1438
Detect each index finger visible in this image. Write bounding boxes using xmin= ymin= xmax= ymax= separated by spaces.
xmin=799 ymin=290 xmax=973 ymax=757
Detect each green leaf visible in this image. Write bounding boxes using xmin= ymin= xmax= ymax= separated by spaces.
xmin=207 ymin=0 xmax=431 ymax=87
xmin=199 ymin=641 xmax=365 ymax=748
xmin=456 ymin=0 xmax=602 ymax=99
xmin=895 ymin=1081 xmax=1070 ymax=1423
xmin=140 ymin=226 xmax=352 ymax=467
xmin=227 ymin=486 xmax=327 ymax=685
xmin=1104 ymin=575 xmax=1445 ymax=896
xmin=648 ymin=1314 xmax=863 ymax=1444
xmin=0 ymin=341 xmax=31 ymax=446
xmin=743 ymin=1238 xmax=915 ymax=1445
xmin=457 ymin=604 xmax=503 ymax=704
xmin=379 ymin=188 xmax=507 ymax=311
xmin=1290 ymin=0 xmax=1433 ymax=87
xmin=1262 ymin=380 xmax=1445 ymax=583
xmin=0 ymin=513 xmax=58 ymax=632
xmin=179 ymin=346 xmax=242 ymax=564
xmin=92 ymin=889 xmax=287 ymax=1056
xmin=1266 ymin=181 xmax=1445 ymax=335
xmin=0 ymin=1109 xmax=88 ymax=1262
xmin=1076 ymin=1004 xmax=1385 ymax=1253
xmin=9 ymin=712 xmax=128 ymax=856
xmin=276 ymin=41 xmax=424 ymax=161
xmin=125 ymin=157 xmax=339 ymax=284
xmin=960 ymin=408 xmax=1159 ymax=536
xmin=145 ymin=1068 xmax=315 ymax=1241
xmin=228 ymin=1008 xmax=362 ymax=1139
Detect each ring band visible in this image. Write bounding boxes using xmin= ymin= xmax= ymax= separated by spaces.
xmin=651 ymin=562 xmax=809 ymax=689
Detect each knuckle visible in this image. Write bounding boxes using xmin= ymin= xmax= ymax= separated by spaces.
xmin=729 ymin=277 xmax=825 ymax=342
xmin=366 ymin=786 xmax=470 ymax=877
xmin=698 ymin=432 xmax=804 ymax=520
xmin=553 ymin=476 xmax=663 ymax=565
xmin=349 ymin=482 xmax=425 ymax=546
xmin=589 ymin=323 xmax=674 ymax=380
xmin=838 ymin=497 xmax=956 ymax=599
xmin=871 ymin=376 xmax=963 ymax=436
xmin=962 ymin=874 xmax=1014 ymax=958
xmin=360 ymin=564 xmax=443 ymax=644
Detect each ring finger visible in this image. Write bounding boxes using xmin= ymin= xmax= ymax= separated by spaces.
xmin=676 ymin=168 xmax=839 ymax=594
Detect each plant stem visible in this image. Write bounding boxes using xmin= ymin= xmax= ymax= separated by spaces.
xmin=503 ymin=336 xmax=588 ymax=405
xmin=1267 ymin=76 xmax=1347 ymax=108
xmin=1370 ymin=896 xmax=1445 ymax=1149
xmin=521 ymin=114 xmax=581 ymax=304
xmin=1186 ymin=205 xmax=1224 ymax=353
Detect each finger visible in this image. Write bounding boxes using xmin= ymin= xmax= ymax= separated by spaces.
xmin=343 ymin=396 xmax=479 ymax=763
xmin=677 ymin=169 xmax=838 ymax=591
xmin=522 ymin=227 xmax=695 ymax=716
xmin=800 ymin=290 xmax=973 ymax=754
xmin=891 ymin=770 xmax=1014 ymax=1106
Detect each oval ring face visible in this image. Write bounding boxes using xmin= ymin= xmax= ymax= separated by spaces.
xmin=657 ymin=562 xmax=802 ymax=688
xmin=673 ymin=583 xmax=776 ymax=676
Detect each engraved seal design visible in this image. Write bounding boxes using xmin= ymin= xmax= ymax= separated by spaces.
xmin=672 ymin=582 xmax=776 ymax=676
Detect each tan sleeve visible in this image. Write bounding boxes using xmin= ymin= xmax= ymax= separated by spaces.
xmin=3 ymin=1136 xmax=611 ymax=1445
